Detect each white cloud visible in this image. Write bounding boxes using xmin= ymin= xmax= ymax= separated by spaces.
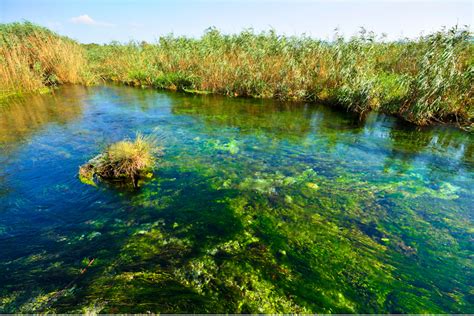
xmin=129 ymin=22 xmax=145 ymax=28
xmin=70 ymin=14 xmax=114 ymax=27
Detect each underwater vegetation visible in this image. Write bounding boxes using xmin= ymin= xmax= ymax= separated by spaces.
xmin=79 ymin=133 xmax=162 ymax=187
xmin=0 ymin=86 xmax=472 ymax=313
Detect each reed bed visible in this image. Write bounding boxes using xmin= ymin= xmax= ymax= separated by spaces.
xmin=1 ymin=22 xmax=472 ymax=126
xmin=0 ymin=22 xmax=91 ymax=99
xmin=86 ymin=27 xmax=473 ymax=126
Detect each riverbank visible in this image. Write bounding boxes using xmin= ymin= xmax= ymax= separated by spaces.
xmin=1 ymin=22 xmax=472 ymax=127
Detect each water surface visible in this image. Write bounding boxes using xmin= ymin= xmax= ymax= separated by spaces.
xmin=0 ymin=85 xmax=472 ymax=313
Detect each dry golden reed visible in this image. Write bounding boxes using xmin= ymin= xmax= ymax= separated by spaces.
xmin=0 ymin=22 xmax=89 ymax=99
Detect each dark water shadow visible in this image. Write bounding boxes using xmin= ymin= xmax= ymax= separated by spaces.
xmin=0 ymin=168 xmax=244 ymax=313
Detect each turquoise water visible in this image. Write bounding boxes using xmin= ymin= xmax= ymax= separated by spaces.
xmin=0 ymin=85 xmax=472 ymax=313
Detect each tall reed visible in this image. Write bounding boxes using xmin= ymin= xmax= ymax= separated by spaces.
xmin=86 ymin=27 xmax=473 ymax=126
xmin=2 ymin=22 xmax=472 ymax=126
xmin=0 ymin=22 xmax=90 ymax=99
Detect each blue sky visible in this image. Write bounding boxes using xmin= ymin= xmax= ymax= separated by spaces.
xmin=0 ymin=0 xmax=472 ymax=43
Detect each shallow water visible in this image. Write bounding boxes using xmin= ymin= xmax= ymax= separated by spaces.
xmin=0 ymin=85 xmax=472 ymax=313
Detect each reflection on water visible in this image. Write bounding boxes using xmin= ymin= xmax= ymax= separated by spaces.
xmin=0 ymin=86 xmax=85 ymax=146
xmin=0 ymin=85 xmax=472 ymax=313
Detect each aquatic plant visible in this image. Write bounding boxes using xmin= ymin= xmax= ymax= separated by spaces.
xmin=79 ymin=133 xmax=162 ymax=186
xmin=1 ymin=86 xmax=473 ymax=313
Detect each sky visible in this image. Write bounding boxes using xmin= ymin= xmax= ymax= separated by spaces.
xmin=0 ymin=0 xmax=472 ymax=43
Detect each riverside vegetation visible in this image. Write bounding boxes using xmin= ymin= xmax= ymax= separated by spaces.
xmin=1 ymin=22 xmax=473 ymax=126
xmin=0 ymin=22 xmax=93 ymax=99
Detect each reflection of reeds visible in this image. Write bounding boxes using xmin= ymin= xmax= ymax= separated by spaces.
xmin=0 ymin=22 xmax=90 ymax=99
xmin=0 ymin=88 xmax=84 ymax=144
xmin=87 ymin=27 xmax=473 ymax=126
xmin=172 ymin=96 xmax=315 ymax=136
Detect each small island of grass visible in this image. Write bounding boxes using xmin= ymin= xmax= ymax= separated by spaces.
xmin=79 ymin=133 xmax=162 ymax=187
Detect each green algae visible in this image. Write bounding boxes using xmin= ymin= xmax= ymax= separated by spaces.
xmin=0 ymin=85 xmax=472 ymax=313
xmin=37 ymin=163 xmax=469 ymax=313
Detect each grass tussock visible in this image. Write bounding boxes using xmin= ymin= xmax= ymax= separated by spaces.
xmin=98 ymin=133 xmax=161 ymax=179
xmin=0 ymin=22 xmax=92 ymax=100
xmin=86 ymin=27 xmax=473 ymax=126
xmin=79 ymin=133 xmax=163 ymax=186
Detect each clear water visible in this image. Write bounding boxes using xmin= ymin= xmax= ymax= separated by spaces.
xmin=0 ymin=85 xmax=472 ymax=313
